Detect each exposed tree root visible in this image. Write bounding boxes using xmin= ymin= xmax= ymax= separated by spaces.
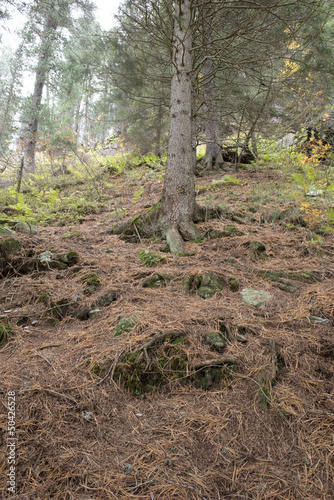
xmin=166 ymin=225 xmax=186 ymax=254
xmin=192 ymin=357 xmax=237 ymax=370
xmin=110 ymin=201 xmax=222 ymax=253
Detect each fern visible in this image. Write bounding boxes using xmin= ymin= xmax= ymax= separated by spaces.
xmin=138 ymin=249 xmax=163 ymax=267
xmin=132 ymin=186 xmax=143 ymax=203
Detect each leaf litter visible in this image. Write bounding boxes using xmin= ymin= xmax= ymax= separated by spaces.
xmin=0 ymin=165 xmax=333 ymax=499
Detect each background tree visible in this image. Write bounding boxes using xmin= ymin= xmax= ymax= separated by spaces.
xmin=111 ymin=0 xmax=329 ymax=252
xmin=0 ymin=43 xmax=23 ymax=156
xmin=100 ymin=0 xmax=173 ymax=154
xmin=20 ymin=0 xmax=94 ymax=174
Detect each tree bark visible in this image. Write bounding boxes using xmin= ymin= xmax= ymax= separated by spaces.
xmin=159 ymin=0 xmax=201 ymax=253
xmin=0 ymin=43 xmax=23 ymax=153
xmin=202 ymin=54 xmax=224 ymax=170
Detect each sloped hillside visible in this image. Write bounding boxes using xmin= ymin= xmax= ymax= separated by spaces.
xmin=0 ymin=159 xmax=333 ymax=499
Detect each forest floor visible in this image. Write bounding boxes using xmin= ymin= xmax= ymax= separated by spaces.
xmin=0 ymin=157 xmax=334 ymax=499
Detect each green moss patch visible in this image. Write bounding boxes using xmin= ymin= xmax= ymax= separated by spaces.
xmin=138 ymin=249 xmax=163 ymax=267
xmin=57 ymin=251 xmax=79 ymax=266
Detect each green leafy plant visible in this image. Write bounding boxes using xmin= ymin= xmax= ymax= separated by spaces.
xmin=138 ymin=249 xmax=163 ymax=267
xmin=212 ymin=175 xmax=241 ymax=186
xmin=132 ymin=186 xmax=144 ymax=203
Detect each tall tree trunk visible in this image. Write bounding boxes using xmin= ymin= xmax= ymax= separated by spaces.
xmin=0 ymin=43 xmax=23 ymax=152
xmin=23 ymin=9 xmax=57 ymax=174
xmin=202 ymin=8 xmax=224 ymax=171
xmin=159 ymin=0 xmax=201 ymax=253
xmin=202 ymin=55 xmax=224 ymax=170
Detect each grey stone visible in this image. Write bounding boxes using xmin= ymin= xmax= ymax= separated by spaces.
xmin=113 ymin=315 xmax=138 ymax=337
xmin=241 ymin=288 xmax=271 ymax=307
xmin=205 ymin=331 xmax=226 ymax=351
xmin=0 ymin=226 xmax=15 ymax=235
xmin=39 ymin=251 xmax=53 ymax=263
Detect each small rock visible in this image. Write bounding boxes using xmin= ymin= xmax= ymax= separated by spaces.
xmin=205 ymin=331 xmax=226 ymax=352
xmin=249 ymin=241 xmax=266 ymax=253
xmin=72 ymin=293 xmax=81 ymax=302
xmin=141 ymin=273 xmax=166 ymax=288
xmin=241 ymin=288 xmax=271 ymax=307
xmin=249 ymin=240 xmax=267 ymax=261
xmin=31 ymin=320 xmax=39 ymax=326
xmin=198 ymin=285 xmax=216 ymax=299
xmin=122 ymin=464 xmax=134 ymax=474
xmin=81 ymin=411 xmax=93 ymax=421
xmin=88 ymin=309 xmax=100 ymax=318
xmin=308 ymin=316 xmax=329 ymax=324
xmin=0 ymin=226 xmax=15 ymax=235
xmin=306 ymin=188 xmax=323 ymax=197
xmin=57 ymin=251 xmax=79 ymax=266
xmin=113 ymin=315 xmax=138 ymax=337
xmin=39 ymin=251 xmax=53 ymax=263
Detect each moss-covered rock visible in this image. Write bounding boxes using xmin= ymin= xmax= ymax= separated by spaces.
xmin=0 ymin=226 xmax=15 ymax=235
xmin=81 ymin=273 xmax=101 ymax=294
xmin=193 ymin=367 xmax=227 ymax=390
xmin=205 ymin=331 xmax=226 ymax=352
xmin=198 ymin=285 xmax=216 ymax=299
xmin=184 ymin=272 xmax=225 ymax=299
xmin=113 ymin=339 xmax=187 ymax=395
xmin=198 ymin=271 xmax=225 ymax=299
xmin=208 ymin=225 xmax=244 ymax=239
xmin=49 ymin=298 xmax=71 ymax=320
xmin=222 ymin=225 xmax=244 ymax=237
xmin=96 ymin=291 xmax=118 ymax=307
xmin=183 ymin=274 xmax=202 ymax=294
xmin=279 ymin=207 xmax=307 ymax=226
xmin=57 ymin=250 xmax=79 ymax=266
xmin=113 ymin=315 xmax=138 ymax=337
xmin=249 ymin=240 xmax=267 ymax=261
xmin=141 ymin=273 xmax=168 ymax=288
